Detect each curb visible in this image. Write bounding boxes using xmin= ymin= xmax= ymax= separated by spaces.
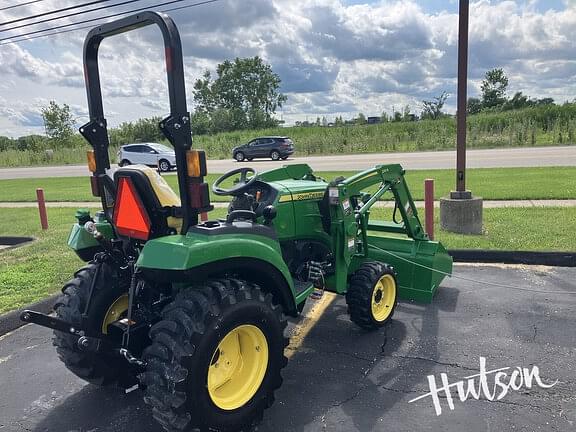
xmin=0 ymin=236 xmax=35 ymax=252
xmin=1 ymin=251 xmax=574 ymax=337
xmin=0 ymin=293 xmax=59 ymax=337
xmin=449 ymin=250 xmax=576 ymax=267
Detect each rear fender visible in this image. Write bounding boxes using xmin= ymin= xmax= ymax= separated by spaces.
xmin=136 ymin=234 xmax=298 ymax=315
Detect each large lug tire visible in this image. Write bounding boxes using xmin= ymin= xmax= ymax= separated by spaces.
xmin=346 ymin=261 xmax=398 ymax=330
xmin=52 ymin=262 xmax=137 ymax=387
xmin=270 ymin=150 xmax=280 ymax=161
xmin=158 ymin=159 xmax=171 ymax=172
xmin=141 ymin=278 xmax=289 ymax=432
xmin=234 ymin=152 xmax=245 ymax=162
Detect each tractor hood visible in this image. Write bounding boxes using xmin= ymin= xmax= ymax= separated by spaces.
xmin=275 ymin=179 xmax=327 ymax=203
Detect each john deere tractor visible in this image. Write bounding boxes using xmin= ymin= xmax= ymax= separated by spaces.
xmin=21 ymin=11 xmax=452 ymax=432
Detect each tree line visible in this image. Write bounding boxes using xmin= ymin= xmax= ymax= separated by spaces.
xmin=0 ymin=63 xmax=566 ymax=153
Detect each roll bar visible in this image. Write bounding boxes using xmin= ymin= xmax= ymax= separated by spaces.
xmin=80 ymin=11 xmax=198 ymax=231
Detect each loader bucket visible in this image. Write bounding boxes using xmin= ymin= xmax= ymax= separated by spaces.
xmin=365 ymin=235 xmax=453 ymax=303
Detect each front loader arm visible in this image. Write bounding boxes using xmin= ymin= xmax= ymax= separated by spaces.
xmin=341 ymin=164 xmax=428 ymax=241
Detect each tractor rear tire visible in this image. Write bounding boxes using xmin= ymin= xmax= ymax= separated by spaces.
xmin=140 ymin=278 xmax=288 ymax=432
xmin=53 ymin=262 xmax=138 ymax=387
xmin=346 ymin=261 xmax=398 ymax=330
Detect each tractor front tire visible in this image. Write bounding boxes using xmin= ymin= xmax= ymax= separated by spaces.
xmin=53 ymin=262 xmax=137 ymax=387
xmin=141 ymin=278 xmax=288 ymax=432
xmin=346 ymin=262 xmax=398 ymax=330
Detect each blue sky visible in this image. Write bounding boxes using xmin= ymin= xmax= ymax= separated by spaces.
xmin=1 ymin=0 xmax=576 ymax=136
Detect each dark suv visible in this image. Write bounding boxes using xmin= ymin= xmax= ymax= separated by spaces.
xmin=232 ymin=136 xmax=294 ymax=161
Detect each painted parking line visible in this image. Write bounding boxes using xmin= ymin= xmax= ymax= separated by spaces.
xmin=285 ymin=292 xmax=337 ymax=359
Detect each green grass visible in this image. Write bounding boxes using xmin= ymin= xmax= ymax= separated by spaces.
xmin=1 ymin=206 xmax=574 ymax=314
xmin=1 ymin=167 xmax=575 ymax=203
xmin=370 ymin=207 xmax=576 ymax=251
xmin=2 ymin=103 xmax=576 ymax=167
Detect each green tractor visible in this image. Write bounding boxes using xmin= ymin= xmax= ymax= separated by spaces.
xmin=21 ymin=11 xmax=452 ymax=432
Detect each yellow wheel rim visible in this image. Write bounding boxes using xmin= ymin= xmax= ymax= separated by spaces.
xmin=207 ymin=324 xmax=269 ymax=411
xmin=371 ymin=274 xmax=396 ymax=322
xmin=101 ymin=294 xmax=129 ymax=334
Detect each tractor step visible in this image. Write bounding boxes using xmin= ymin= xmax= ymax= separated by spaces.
xmin=293 ymin=280 xmax=313 ymax=296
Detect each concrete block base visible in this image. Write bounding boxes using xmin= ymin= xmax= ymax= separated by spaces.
xmin=440 ymin=194 xmax=483 ymax=235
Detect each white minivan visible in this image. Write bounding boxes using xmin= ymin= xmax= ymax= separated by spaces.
xmin=117 ymin=143 xmax=177 ymax=172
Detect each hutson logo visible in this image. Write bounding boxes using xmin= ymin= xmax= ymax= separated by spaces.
xmin=408 ymin=357 xmax=558 ymax=416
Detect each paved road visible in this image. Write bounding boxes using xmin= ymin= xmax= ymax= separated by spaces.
xmin=1 ymin=146 xmax=575 ymax=179
xmin=1 ymin=264 xmax=575 ymax=432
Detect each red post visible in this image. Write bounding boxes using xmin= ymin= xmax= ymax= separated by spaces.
xmin=36 ymin=188 xmax=48 ymax=230
xmin=200 ymin=212 xmax=208 ymax=222
xmin=424 ymin=179 xmax=434 ymax=240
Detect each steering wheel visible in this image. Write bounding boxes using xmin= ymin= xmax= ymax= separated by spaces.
xmin=212 ymin=167 xmax=259 ymax=196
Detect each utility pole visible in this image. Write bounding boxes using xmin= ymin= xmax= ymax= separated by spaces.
xmin=455 ymin=0 xmax=469 ymax=196
xmin=439 ymin=0 xmax=483 ymax=234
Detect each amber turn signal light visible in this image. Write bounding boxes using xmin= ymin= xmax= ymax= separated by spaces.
xmin=87 ymin=150 xmax=97 ymax=173
xmin=186 ymin=150 xmax=207 ymax=178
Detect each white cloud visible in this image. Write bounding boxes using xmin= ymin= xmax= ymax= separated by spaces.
xmin=1 ymin=0 xmax=576 ymax=136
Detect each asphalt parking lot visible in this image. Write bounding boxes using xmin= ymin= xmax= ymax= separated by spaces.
xmin=1 ymin=264 xmax=575 ymax=432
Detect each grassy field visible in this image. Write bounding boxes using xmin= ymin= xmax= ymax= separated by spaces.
xmin=0 ymin=166 xmax=575 ymax=203
xmin=1 ymin=206 xmax=575 ymax=314
xmin=1 ymin=103 xmax=576 ymax=167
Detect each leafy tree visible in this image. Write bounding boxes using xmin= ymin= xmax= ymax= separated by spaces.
xmin=356 ymin=113 xmax=367 ymax=125
xmin=380 ymin=111 xmax=390 ymax=122
xmin=402 ymin=105 xmax=415 ymax=121
xmin=536 ymin=97 xmax=554 ymax=106
xmin=41 ymin=101 xmax=75 ymax=146
xmin=109 ymin=116 xmax=164 ymax=146
xmin=481 ymin=68 xmax=509 ymax=109
xmin=17 ymin=135 xmax=45 ymax=152
xmin=193 ymin=56 xmax=287 ymax=132
xmin=191 ymin=111 xmax=211 ymax=135
xmin=467 ymin=97 xmax=482 ymax=114
xmin=421 ymin=92 xmax=448 ymax=120
xmin=0 ymin=136 xmax=13 ymax=152
xmin=502 ymin=92 xmax=531 ymax=111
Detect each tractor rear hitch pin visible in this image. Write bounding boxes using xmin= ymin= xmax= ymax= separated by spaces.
xmin=119 ymin=348 xmax=147 ymax=367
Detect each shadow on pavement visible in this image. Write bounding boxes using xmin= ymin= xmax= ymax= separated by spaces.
xmin=32 ymin=288 xmax=459 ymax=432
xmin=32 ymin=384 xmax=156 ymax=432
xmin=259 ymin=286 xmax=459 ymax=431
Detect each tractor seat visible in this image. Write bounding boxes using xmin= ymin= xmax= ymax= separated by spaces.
xmin=113 ymin=165 xmax=182 ymax=237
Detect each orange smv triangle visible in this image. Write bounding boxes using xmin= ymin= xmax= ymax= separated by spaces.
xmin=113 ymin=177 xmax=151 ymax=240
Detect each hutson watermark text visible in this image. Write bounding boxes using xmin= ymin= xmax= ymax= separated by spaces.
xmin=408 ymin=357 xmax=558 ymax=415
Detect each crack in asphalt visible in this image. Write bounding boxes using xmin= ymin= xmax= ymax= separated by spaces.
xmin=385 ymin=354 xmax=479 ymax=372
xmin=318 ymin=350 xmax=373 ymax=363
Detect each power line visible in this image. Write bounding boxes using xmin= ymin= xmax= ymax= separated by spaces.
xmin=0 ymin=0 xmax=114 ymax=26
xmin=0 ymin=0 xmax=48 ymax=12
xmin=0 ymin=0 xmax=190 ymax=43
xmin=1 ymin=0 xmax=146 ymax=34
xmin=0 ymin=0 xmax=220 ymax=46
